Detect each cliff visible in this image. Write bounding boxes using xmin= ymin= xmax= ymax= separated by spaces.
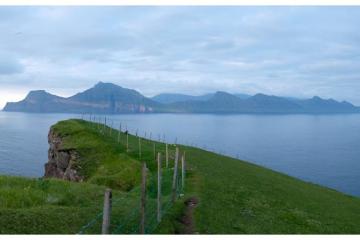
xmin=44 ymin=128 xmax=83 ymax=181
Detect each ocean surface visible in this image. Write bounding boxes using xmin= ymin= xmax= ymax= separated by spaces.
xmin=0 ymin=111 xmax=359 ymax=197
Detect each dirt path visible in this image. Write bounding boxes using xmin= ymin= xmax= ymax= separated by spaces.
xmin=179 ymin=197 xmax=199 ymax=234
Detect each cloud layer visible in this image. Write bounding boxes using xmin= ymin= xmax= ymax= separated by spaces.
xmin=0 ymin=6 xmax=360 ymax=107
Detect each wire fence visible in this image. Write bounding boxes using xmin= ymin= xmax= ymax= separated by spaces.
xmin=80 ymin=113 xmax=251 ymax=163
xmin=77 ymin=114 xmax=186 ymax=234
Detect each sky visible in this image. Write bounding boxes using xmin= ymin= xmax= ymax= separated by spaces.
xmin=0 ymin=6 xmax=360 ymax=108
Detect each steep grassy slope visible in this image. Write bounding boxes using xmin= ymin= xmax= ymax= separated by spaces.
xmin=1 ymin=119 xmax=360 ymax=234
xmin=183 ymin=148 xmax=360 ymax=233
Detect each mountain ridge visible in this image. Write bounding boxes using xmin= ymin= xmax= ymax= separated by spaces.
xmin=3 ymin=82 xmax=360 ymax=114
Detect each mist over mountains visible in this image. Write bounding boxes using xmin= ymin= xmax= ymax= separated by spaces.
xmin=3 ymin=82 xmax=359 ymax=114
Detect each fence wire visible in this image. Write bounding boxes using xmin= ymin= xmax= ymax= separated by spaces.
xmin=77 ymin=116 xmax=185 ymax=234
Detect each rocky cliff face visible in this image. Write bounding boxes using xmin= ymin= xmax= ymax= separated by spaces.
xmin=44 ymin=128 xmax=83 ymax=182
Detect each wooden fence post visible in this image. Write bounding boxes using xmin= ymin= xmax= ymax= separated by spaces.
xmin=102 ymin=188 xmax=112 ymax=234
xmin=171 ymin=147 xmax=179 ymax=203
xmin=181 ymin=151 xmax=185 ymax=190
xmin=109 ymin=121 xmax=112 ymax=136
xmin=157 ymin=152 xmax=162 ymax=223
xmin=139 ymin=137 xmax=141 ymax=160
xmin=140 ymin=162 xmax=147 ymax=234
xmin=166 ymin=143 xmax=169 ymax=168
xmin=118 ymin=123 xmax=121 ymax=142
xmin=126 ymin=133 xmax=129 ymax=152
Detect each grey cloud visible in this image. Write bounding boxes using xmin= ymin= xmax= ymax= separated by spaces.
xmin=0 ymin=58 xmax=24 ymax=75
xmin=1 ymin=6 xmax=360 ymax=107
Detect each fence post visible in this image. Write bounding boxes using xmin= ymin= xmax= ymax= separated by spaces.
xmin=140 ymin=162 xmax=147 ymax=234
xmin=181 ymin=151 xmax=185 ymax=191
xmin=109 ymin=121 xmax=112 ymax=136
xmin=139 ymin=137 xmax=141 ymax=160
xmin=157 ymin=152 xmax=162 ymax=223
xmin=118 ymin=123 xmax=121 ymax=142
xmin=126 ymin=133 xmax=129 ymax=152
xmin=102 ymin=188 xmax=112 ymax=234
xmin=171 ymin=147 xmax=179 ymax=203
xmin=166 ymin=143 xmax=169 ymax=168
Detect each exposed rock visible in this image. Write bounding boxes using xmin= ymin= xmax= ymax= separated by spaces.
xmin=44 ymin=128 xmax=83 ymax=182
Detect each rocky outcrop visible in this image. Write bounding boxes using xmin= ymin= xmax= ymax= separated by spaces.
xmin=44 ymin=128 xmax=84 ymax=182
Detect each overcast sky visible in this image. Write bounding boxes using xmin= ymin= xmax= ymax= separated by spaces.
xmin=0 ymin=6 xmax=360 ymax=108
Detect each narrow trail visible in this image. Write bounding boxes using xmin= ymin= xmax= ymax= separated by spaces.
xmin=179 ymin=197 xmax=199 ymax=234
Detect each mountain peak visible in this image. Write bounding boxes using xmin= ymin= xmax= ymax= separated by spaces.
xmin=25 ymin=90 xmax=57 ymax=100
xmin=28 ymin=90 xmax=48 ymax=95
xmin=311 ymin=96 xmax=322 ymax=100
xmin=93 ymin=81 xmax=118 ymax=89
xmin=253 ymin=93 xmax=269 ymax=98
xmin=213 ymin=91 xmax=233 ymax=97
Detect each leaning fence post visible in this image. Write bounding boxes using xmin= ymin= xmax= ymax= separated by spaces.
xmin=166 ymin=143 xmax=169 ymax=168
xmin=171 ymin=147 xmax=179 ymax=203
xmin=157 ymin=152 xmax=162 ymax=223
xmin=140 ymin=162 xmax=147 ymax=234
xmin=102 ymin=188 xmax=112 ymax=234
xmin=181 ymin=151 xmax=185 ymax=190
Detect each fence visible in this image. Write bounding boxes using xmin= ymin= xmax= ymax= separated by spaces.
xmin=80 ymin=113 xmax=253 ymax=163
xmin=77 ymin=114 xmax=186 ymax=234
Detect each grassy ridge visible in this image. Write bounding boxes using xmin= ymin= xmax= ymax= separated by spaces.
xmin=1 ymin=119 xmax=360 ymax=233
xmin=0 ymin=119 xmax=180 ymax=234
xmin=184 ymin=148 xmax=360 ymax=233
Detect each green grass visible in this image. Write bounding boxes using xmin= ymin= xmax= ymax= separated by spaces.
xmin=1 ymin=118 xmax=360 ymax=234
xmin=183 ymin=148 xmax=360 ymax=233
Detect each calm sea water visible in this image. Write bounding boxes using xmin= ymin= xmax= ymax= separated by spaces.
xmin=0 ymin=112 xmax=359 ymax=197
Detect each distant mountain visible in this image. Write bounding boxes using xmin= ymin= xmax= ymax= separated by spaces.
xmin=169 ymin=92 xmax=359 ymax=113
xmin=151 ymin=92 xmax=251 ymax=104
xmin=151 ymin=93 xmax=214 ymax=104
xmin=234 ymin=93 xmax=251 ymax=99
xmin=167 ymin=91 xmax=247 ymax=113
xmin=245 ymin=94 xmax=303 ymax=113
xmin=294 ymin=96 xmax=357 ymax=113
xmin=4 ymin=82 xmax=160 ymax=113
xmin=3 ymin=82 xmax=360 ymax=114
xmin=3 ymin=90 xmax=70 ymax=113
